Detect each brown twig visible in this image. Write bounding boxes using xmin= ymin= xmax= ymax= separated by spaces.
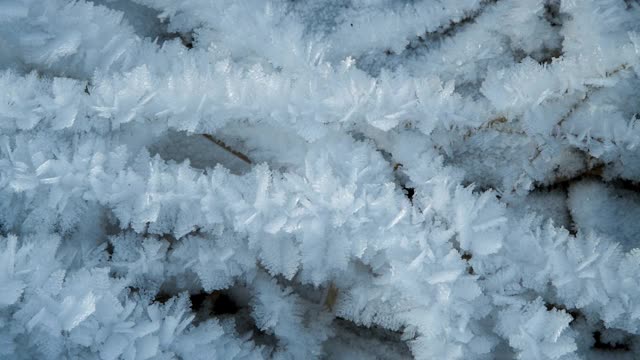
xmin=202 ymin=134 xmax=252 ymax=165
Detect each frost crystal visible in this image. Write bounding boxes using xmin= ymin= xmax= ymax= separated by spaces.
xmin=2 ymin=0 xmax=640 ymax=358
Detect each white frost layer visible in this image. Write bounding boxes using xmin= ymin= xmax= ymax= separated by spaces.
xmin=1 ymin=0 xmax=640 ymax=359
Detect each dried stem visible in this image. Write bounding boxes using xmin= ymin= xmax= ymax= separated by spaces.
xmin=202 ymin=134 xmax=252 ymax=165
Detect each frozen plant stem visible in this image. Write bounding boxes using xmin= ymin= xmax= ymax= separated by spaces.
xmin=2 ymin=0 xmax=640 ymax=359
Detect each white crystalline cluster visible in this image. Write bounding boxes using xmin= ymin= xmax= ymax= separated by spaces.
xmin=1 ymin=0 xmax=640 ymax=359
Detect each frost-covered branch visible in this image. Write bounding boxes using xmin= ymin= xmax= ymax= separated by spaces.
xmin=2 ymin=0 xmax=640 ymax=358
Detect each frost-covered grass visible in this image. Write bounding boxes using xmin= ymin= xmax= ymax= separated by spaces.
xmin=1 ymin=0 xmax=640 ymax=359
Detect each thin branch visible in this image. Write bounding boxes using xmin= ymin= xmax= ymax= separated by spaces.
xmin=202 ymin=134 xmax=253 ymax=165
